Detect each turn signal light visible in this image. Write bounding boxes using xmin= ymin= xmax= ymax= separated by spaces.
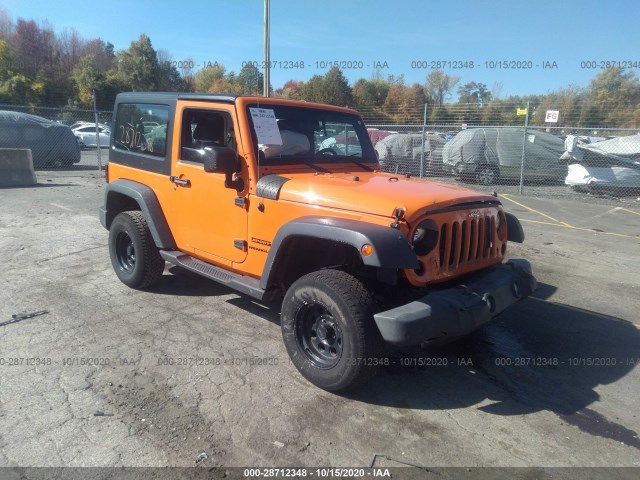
xmin=361 ymin=244 xmax=374 ymax=256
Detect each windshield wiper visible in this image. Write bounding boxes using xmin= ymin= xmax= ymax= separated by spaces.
xmin=335 ymin=155 xmax=375 ymax=172
xmin=303 ymin=161 xmax=330 ymax=173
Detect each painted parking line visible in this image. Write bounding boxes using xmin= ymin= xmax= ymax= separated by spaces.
xmin=620 ymin=207 xmax=640 ymax=216
xmin=590 ymin=206 xmax=628 ymax=220
xmin=500 ymin=194 xmax=639 ymax=239
xmin=518 ymin=218 xmax=637 ymax=238
xmin=500 ymin=194 xmax=572 ymax=227
xmin=49 ymin=203 xmax=72 ymax=211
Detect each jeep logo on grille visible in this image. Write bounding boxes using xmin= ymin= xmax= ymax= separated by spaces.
xmin=469 ymin=209 xmax=481 ymax=218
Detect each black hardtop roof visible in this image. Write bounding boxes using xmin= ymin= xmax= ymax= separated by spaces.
xmin=113 ymin=92 xmax=361 ymax=116
xmin=115 ymin=92 xmax=240 ymax=104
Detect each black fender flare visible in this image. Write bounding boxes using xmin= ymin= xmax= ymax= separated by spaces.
xmin=259 ymin=216 xmax=419 ymax=290
xmin=99 ymin=179 xmax=176 ymax=249
xmin=505 ymin=212 xmax=525 ymax=243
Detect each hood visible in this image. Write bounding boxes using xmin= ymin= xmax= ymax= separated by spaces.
xmin=276 ymin=171 xmax=498 ymax=219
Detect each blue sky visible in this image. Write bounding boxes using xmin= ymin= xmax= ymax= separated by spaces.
xmin=3 ymin=0 xmax=640 ymax=99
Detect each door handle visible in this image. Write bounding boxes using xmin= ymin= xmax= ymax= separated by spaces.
xmin=170 ymin=176 xmax=190 ymax=186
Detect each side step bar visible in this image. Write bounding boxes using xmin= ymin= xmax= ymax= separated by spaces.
xmin=160 ymin=250 xmax=269 ymax=301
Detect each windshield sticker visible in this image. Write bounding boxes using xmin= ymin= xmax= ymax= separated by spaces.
xmin=249 ymin=107 xmax=282 ymax=145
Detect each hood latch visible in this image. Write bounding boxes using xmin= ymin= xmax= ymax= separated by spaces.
xmin=390 ymin=207 xmax=406 ymax=229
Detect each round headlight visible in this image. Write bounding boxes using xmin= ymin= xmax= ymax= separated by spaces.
xmin=412 ymin=219 xmax=439 ymax=256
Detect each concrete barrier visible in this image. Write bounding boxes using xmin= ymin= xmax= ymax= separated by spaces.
xmin=0 ymin=149 xmax=37 ymax=187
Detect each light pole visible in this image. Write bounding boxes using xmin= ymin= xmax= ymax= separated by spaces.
xmin=263 ymin=0 xmax=270 ymax=97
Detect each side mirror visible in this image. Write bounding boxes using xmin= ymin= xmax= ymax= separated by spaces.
xmin=202 ymin=146 xmax=238 ymax=174
xmin=202 ymin=146 xmax=243 ymax=191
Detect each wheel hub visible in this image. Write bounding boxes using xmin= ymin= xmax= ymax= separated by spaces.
xmin=316 ymin=323 xmax=328 ymax=340
xmin=295 ymin=303 xmax=343 ymax=368
xmin=126 ymin=244 xmax=135 ymax=262
xmin=115 ymin=232 xmax=136 ymax=272
xmin=316 ymin=316 xmax=337 ymax=345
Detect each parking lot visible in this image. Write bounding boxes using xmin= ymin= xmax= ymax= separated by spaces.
xmin=1 ymin=151 xmax=639 ymax=469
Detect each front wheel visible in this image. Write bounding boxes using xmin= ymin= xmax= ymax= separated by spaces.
xmin=108 ymin=211 xmax=165 ymax=289
xmin=281 ymin=269 xmax=381 ymax=392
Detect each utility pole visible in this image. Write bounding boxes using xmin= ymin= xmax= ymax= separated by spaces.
xmin=518 ymin=100 xmax=530 ymax=194
xmin=263 ymin=0 xmax=270 ymax=97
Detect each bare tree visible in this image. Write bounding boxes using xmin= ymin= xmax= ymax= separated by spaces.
xmin=58 ymin=28 xmax=85 ymax=73
xmin=0 ymin=7 xmax=12 ymax=39
xmin=425 ymin=70 xmax=460 ymax=105
xmin=491 ymin=81 xmax=503 ymax=100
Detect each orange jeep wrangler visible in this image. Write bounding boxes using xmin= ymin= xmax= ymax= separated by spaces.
xmin=100 ymin=92 xmax=536 ymax=391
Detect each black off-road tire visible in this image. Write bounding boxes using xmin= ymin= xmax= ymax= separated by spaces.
xmin=108 ymin=211 xmax=165 ymax=289
xmin=281 ymin=269 xmax=382 ymax=392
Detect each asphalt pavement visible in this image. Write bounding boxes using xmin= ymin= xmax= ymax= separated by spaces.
xmin=0 ymin=158 xmax=638 ymax=469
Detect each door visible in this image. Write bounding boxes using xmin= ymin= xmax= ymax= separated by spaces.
xmin=168 ymin=103 xmax=248 ymax=264
xmin=521 ymin=133 xmax=566 ymax=182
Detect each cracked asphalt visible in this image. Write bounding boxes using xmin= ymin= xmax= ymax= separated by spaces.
xmin=0 ymin=157 xmax=639 ymax=468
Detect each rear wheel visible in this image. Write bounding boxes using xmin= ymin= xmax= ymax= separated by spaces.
xmin=47 ymin=157 xmax=75 ymax=168
xmin=108 ymin=211 xmax=165 ymax=289
xmin=475 ymin=165 xmax=498 ymax=185
xmin=281 ymin=269 xmax=381 ymax=392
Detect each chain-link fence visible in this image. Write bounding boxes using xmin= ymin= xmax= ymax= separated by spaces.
xmin=366 ymin=102 xmax=640 ymax=205
xmin=0 ymin=103 xmax=113 ymax=125
xmin=2 ymin=100 xmax=639 ymax=204
xmin=0 ymin=103 xmax=111 ymax=169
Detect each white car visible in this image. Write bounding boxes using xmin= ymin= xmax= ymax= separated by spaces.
xmin=565 ymin=163 xmax=640 ymax=192
xmin=563 ymin=134 xmax=640 ymax=193
xmin=143 ymin=121 xmax=161 ymax=134
xmin=73 ymin=125 xmax=110 ymax=148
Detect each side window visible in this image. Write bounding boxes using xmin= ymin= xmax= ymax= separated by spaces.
xmin=180 ymin=109 xmax=237 ymax=163
xmin=114 ymin=103 xmax=169 ymax=157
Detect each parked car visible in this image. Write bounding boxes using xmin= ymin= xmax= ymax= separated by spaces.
xmin=563 ymin=134 xmax=640 ymax=193
xmin=100 ymin=92 xmax=535 ymax=392
xmin=565 ymin=163 xmax=640 ymax=193
xmin=143 ymin=121 xmax=161 ymax=134
xmin=367 ymin=128 xmax=396 ymax=147
xmin=442 ymin=128 xmax=567 ymax=185
xmin=318 ymin=130 xmax=363 ymax=156
xmin=562 ymin=133 xmax=640 ymax=162
xmin=375 ymin=133 xmax=446 ymax=176
xmin=72 ymin=124 xmax=111 ymax=148
xmin=443 ymin=131 xmax=458 ymax=141
xmin=0 ymin=110 xmax=81 ymax=168
xmin=69 ymin=121 xmax=94 ymax=130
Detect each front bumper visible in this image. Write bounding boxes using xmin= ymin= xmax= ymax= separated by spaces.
xmin=98 ymin=206 xmax=108 ymax=229
xmin=373 ymin=259 xmax=537 ymax=346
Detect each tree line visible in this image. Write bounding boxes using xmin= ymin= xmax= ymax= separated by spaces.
xmin=1 ymin=12 xmax=638 ymax=128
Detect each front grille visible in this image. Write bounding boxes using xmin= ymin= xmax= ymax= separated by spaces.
xmin=438 ymin=215 xmax=497 ymax=272
xmin=406 ymin=206 xmax=505 ymax=286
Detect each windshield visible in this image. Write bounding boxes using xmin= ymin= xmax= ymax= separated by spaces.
xmin=246 ymin=103 xmax=377 ymax=167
